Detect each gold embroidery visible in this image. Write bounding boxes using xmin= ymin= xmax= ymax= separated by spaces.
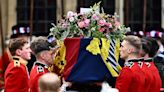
xmin=86 ymin=38 xmax=101 ymax=55
xmin=14 ymin=60 xmax=20 ymax=67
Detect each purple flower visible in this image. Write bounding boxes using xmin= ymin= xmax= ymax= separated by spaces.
xmin=62 ymin=23 xmax=68 ymax=29
xmin=92 ymin=14 xmax=99 ymax=20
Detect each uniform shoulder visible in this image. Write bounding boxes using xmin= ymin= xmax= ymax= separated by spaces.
xmin=124 ymin=62 xmax=134 ymax=69
xmin=37 ymin=65 xmax=44 ymax=73
xmin=13 ymin=57 xmax=20 ymax=67
xmin=33 ymin=62 xmax=48 ymax=73
xmin=14 ymin=60 xmax=20 ymax=67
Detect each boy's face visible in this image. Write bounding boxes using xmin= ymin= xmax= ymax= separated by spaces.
xmin=41 ymin=47 xmax=60 ymax=66
xmin=40 ymin=50 xmax=54 ymax=66
xmin=17 ymin=43 xmax=32 ymax=60
xmin=120 ymin=40 xmax=133 ymax=60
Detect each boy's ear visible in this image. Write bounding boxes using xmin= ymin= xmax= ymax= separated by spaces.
xmin=128 ymin=47 xmax=136 ymax=54
xmin=127 ymin=47 xmax=133 ymax=54
xmin=40 ymin=51 xmax=46 ymax=59
xmin=15 ymin=49 xmax=22 ymax=56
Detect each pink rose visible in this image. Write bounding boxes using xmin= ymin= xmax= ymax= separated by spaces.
xmin=84 ymin=19 xmax=90 ymax=27
xmin=78 ymin=21 xmax=85 ymax=28
xmin=115 ymin=21 xmax=120 ymax=26
xmin=106 ymin=22 xmax=112 ymax=28
xmin=99 ymin=28 xmax=105 ymax=33
xmin=98 ymin=19 xmax=106 ymax=26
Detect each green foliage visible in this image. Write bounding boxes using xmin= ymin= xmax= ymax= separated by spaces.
xmin=49 ymin=2 xmax=130 ymax=40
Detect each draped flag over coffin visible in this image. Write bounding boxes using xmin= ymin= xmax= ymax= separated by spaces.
xmin=63 ymin=38 xmax=122 ymax=83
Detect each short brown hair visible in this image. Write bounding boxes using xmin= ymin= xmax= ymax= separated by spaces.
xmin=9 ymin=38 xmax=28 ymax=55
xmin=124 ymin=35 xmax=141 ymax=54
xmin=141 ymin=37 xmax=151 ymax=54
xmin=30 ymin=36 xmax=51 ymax=55
xmin=144 ymin=37 xmax=159 ymax=57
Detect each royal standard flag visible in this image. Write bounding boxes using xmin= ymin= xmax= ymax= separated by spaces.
xmin=63 ymin=38 xmax=121 ymax=83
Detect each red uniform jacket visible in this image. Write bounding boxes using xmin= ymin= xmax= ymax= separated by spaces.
xmin=145 ymin=59 xmax=162 ymax=92
xmin=0 ymin=51 xmax=10 ymax=89
xmin=115 ymin=60 xmax=145 ymax=92
xmin=141 ymin=62 xmax=154 ymax=92
xmin=29 ymin=61 xmax=49 ymax=92
xmin=4 ymin=56 xmax=29 ymax=92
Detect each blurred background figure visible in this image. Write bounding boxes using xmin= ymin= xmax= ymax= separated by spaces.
xmin=0 ymin=45 xmax=10 ymax=91
xmin=154 ymin=33 xmax=164 ymax=89
xmin=38 ymin=73 xmax=61 ymax=92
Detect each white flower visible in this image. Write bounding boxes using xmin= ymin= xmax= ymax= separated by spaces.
xmin=69 ymin=17 xmax=75 ymax=22
xmin=67 ymin=11 xmax=74 ymax=18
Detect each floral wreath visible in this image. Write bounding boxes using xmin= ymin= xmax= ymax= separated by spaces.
xmin=49 ymin=2 xmax=130 ymax=40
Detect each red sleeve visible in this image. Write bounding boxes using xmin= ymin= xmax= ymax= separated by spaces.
xmin=0 ymin=68 xmax=4 ymax=89
xmin=30 ymin=73 xmax=44 ymax=92
xmin=5 ymin=66 xmax=29 ymax=92
xmin=0 ymin=51 xmax=10 ymax=89
xmin=3 ymin=51 xmax=10 ymax=70
xmin=0 ymin=51 xmax=10 ymax=70
xmin=115 ymin=67 xmax=133 ymax=92
xmin=0 ymin=59 xmax=4 ymax=89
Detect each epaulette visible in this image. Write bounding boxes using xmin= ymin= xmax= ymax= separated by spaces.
xmin=145 ymin=62 xmax=151 ymax=67
xmin=124 ymin=62 xmax=134 ymax=68
xmin=37 ymin=65 xmax=44 ymax=73
xmin=138 ymin=61 xmax=143 ymax=68
xmin=35 ymin=62 xmax=49 ymax=73
xmin=35 ymin=62 xmax=48 ymax=69
xmin=13 ymin=57 xmax=20 ymax=67
xmin=138 ymin=58 xmax=144 ymax=68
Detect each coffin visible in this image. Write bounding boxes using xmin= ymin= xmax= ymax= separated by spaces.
xmin=52 ymin=37 xmax=122 ymax=83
